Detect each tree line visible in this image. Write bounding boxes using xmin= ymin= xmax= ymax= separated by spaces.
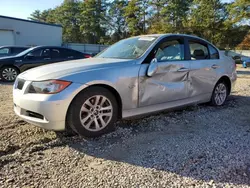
xmin=29 ymin=0 xmax=250 ymax=49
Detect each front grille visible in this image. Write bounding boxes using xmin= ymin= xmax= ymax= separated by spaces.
xmin=16 ymin=79 xmax=25 ymax=90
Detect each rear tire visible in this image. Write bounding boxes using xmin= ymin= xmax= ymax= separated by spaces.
xmin=66 ymin=86 xmax=118 ymax=138
xmin=210 ymin=81 xmax=229 ymax=106
xmin=0 ymin=66 xmax=19 ymax=82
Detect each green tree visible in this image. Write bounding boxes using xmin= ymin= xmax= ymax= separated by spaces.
xmin=228 ymin=0 xmax=250 ymax=24
xmin=161 ymin=0 xmax=192 ymax=32
xmin=185 ymin=0 xmax=227 ymax=45
xmin=147 ymin=0 xmax=165 ymax=33
xmin=108 ymin=0 xmax=128 ymax=43
xmin=80 ymin=0 xmax=107 ymax=44
xmin=148 ymin=0 xmax=192 ymax=34
xmin=29 ymin=10 xmax=46 ymax=22
xmin=53 ymin=0 xmax=82 ymax=43
xmin=124 ymin=0 xmax=149 ymax=36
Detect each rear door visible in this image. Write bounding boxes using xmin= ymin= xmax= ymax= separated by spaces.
xmin=50 ymin=48 xmax=66 ymax=63
xmin=62 ymin=49 xmax=84 ymax=60
xmin=20 ymin=48 xmax=52 ymax=71
xmin=187 ymin=38 xmax=221 ymax=97
xmin=139 ymin=36 xmax=190 ymax=107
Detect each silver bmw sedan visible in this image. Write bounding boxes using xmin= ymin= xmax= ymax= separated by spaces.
xmin=13 ymin=34 xmax=237 ymax=137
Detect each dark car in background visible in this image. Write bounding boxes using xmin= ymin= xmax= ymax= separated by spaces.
xmin=0 ymin=46 xmax=92 ymax=81
xmin=242 ymin=57 xmax=250 ymax=68
xmin=0 ymin=46 xmax=30 ymax=57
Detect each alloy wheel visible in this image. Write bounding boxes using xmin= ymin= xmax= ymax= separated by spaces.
xmin=214 ymin=83 xmax=227 ymax=105
xmin=2 ymin=67 xmax=18 ymax=81
xmin=79 ymin=95 xmax=113 ymax=132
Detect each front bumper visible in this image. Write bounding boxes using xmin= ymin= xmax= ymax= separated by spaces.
xmin=13 ymin=80 xmax=85 ymax=131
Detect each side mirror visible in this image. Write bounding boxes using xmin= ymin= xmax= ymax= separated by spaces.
xmin=25 ymin=53 xmax=34 ymax=59
xmin=147 ymin=58 xmax=158 ymax=77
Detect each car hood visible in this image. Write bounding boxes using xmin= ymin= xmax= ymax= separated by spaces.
xmin=19 ymin=58 xmax=135 ymax=81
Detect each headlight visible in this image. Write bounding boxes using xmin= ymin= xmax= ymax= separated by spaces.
xmin=28 ymin=80 xmax=71 ymax=94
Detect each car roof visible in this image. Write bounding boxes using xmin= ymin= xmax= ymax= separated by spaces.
xmin=31 ymin=46 xmax=80 ymax=50
xmin=138 ymin=33 xmax=208 ymax=40
xmin=27 ymin=46 xmax=85 ymax=54
xmin=136 ymin=34 xmax=218 ymax=49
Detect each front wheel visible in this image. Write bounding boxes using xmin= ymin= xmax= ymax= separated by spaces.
xmin=0 ymin=66 xmax=19 ymax=82
xmin=66 ymin=86 xmax=118 ymax=138
xmin=210 ymin=81 xmax=229 ymax=106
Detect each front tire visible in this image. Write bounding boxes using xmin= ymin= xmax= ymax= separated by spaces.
xmin=0 ymin=66 xmax=19 ymax=82
xmin=66 ymin=86 xmax=118 ymax=138
xmin=210 ymin=81 xmax=229 ymax=106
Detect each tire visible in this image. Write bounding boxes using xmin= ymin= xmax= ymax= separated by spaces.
xmin=0 ymin=66 xmax=19 ymax=82
xmin=66 ymin=86 xmax=118 ymax=138
xmin=210 ymin=81 xmax=229 ymax=106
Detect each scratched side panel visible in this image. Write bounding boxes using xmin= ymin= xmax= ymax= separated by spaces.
xmin=138 ymin=62 xmax=189 ymax=107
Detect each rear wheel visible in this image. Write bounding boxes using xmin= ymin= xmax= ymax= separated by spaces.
xmin=0 ymin=66 xmax=19 ymax=82
xmin=66 ymin=87 xmax=118 ymax=138
xmin=210 ymin=81 xmax=229 ymax=106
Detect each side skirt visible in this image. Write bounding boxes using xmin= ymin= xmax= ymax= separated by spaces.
xmin=122 ymin=93 xmax=211 ymax=119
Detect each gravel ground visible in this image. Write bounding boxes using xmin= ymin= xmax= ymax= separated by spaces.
xmin=0 ymin=66 xmax=250 ymax=188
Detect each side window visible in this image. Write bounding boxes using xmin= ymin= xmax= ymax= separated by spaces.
xmin=0 ymin=48 xmax=9 ymax=55
xmin=29 ymin=49 xmax=43 ymax=57
xmin=60 ymin=49 xmax=71 ymax=58
xmin=51 ymin=49 xmax=60 ymax=58
xmin=12 ymin=48 xmax=27 ymax=54
xmin=189 ymin=41 xmax=209 ymax=60
xmin=155 ymin=39 xmax=184 ymax=62
xmin=41 ymin=49 xmax=50 ymax=57
xmin=69 ymin=50 xmax=83 ymax=57
xmin=208 ymin=45 xmax=219 ymax=59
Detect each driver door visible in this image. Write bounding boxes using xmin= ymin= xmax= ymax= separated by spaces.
xmin=138 ymin=36 xmax=190 ymax=107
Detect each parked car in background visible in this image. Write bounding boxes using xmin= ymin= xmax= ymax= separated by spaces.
xmin=0 ymin=46 xmax=29 ymax=57
xmin=0 ymin=46 xmax=92 ymax=81
xmin=242 ymin=58 xmax=250 ymax=68
xmin=13 ymin=34 xmax=237 ymax=138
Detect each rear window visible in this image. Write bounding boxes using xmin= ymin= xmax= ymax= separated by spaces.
xmin=0 ymin=48 xmax=9 ymax=54
xmin=189 ymin=41 xmax=209 ymax=60
xmin=12 ymin=48 xmax=28 ymax=54
xmin=61 ymin=49 xmax=83 ymax=57
xmin=208 ymin=45 xmax=219 ymax=59
xmin=51 ymin=49 xmax=61 ymax=58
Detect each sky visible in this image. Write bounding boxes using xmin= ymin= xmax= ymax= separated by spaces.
xmin=0 ymin=0 xmax=234 ymax=20
xmin=0 ymin=0 xmax=64 ymax=19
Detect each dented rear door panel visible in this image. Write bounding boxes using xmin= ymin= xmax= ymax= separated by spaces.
xmin=188 ymin=59 xmax=221 ymax=97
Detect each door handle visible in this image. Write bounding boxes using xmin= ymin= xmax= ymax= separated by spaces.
xmin=44 ymin=58 xmax=51 ymax=60
xmin=211 ymin=64 xmax=219 ymax=69
xmin=177 ymin=67 xmax=189 ymax=72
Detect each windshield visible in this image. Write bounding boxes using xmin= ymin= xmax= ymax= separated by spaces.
xmin=16 ymin=47 xmax=36 ymax=56
xmin=96 ymin=36 xmax=158 ymax=59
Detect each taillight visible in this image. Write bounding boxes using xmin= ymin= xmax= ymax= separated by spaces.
xmin=84 ymin=54 xmax=92 ymax=58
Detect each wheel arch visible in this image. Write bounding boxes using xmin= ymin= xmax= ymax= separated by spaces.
xmin=0 ymin=65 xmax=20 ymax=81
xmin=0 ymin=64 xmax=20 ymax=73
xmin=216 ymin=75 xmax=232 ymax=95
xmin=67 ymin=83 xmax=123 ymax=120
